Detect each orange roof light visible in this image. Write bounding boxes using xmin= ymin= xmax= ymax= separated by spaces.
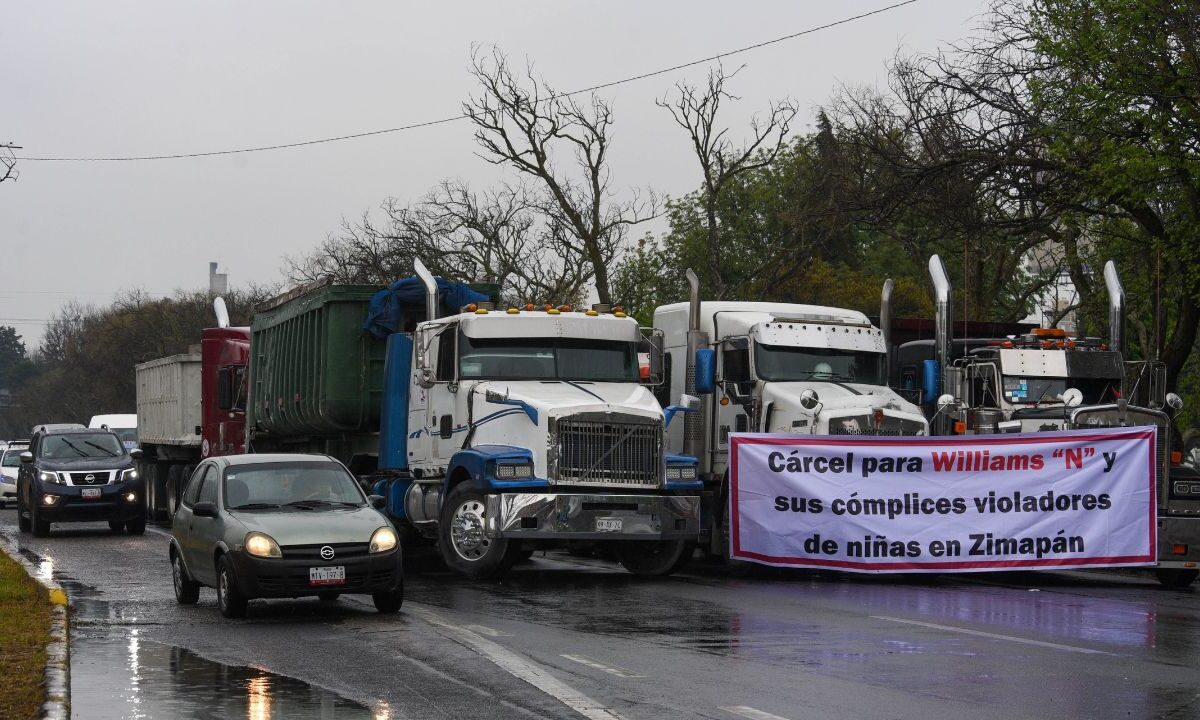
xmin=558 ymin=304 xmax=571 ymax=312
xmin=1034 ymin=327 xmax=1068 ymax=338
xmin=465 ymin=303 xmax=478 ymax=312
xmin=524 ymin=303 xmax=535 ymax=311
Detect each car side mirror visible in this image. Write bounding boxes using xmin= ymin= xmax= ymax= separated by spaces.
xmin=192 ymin=502 xmax=218 ymax=518
xmin=19 ymin=451 xmax=33 ymax=464
xmin=368 ymin=494 xmax=386 ymax=510
xmin=129 ymin=448 xmax=144 ymax=460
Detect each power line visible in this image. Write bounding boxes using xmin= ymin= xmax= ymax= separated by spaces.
xmin=16 ymin=0 xmax=918 ymax=163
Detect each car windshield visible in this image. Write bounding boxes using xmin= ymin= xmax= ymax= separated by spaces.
xmin=38 ymin=433 xmax=124 ymax=459
xmin=2 ymin=452 xmax=23 ymax=467
xmin=223 ymin=462 xmax=366 ymax=511
xmin=459 ymin=336 xmax=640 ymax=382
xmin=754 ymin=343 xmax=887 ymax=385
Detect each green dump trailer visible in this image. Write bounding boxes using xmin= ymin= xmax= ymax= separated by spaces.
xmin=246 ymin=282 xmax=388 ymax=472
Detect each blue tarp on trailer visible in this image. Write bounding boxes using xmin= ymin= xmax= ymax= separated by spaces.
xmin=363 ymin=276 xmax=489 ymax=338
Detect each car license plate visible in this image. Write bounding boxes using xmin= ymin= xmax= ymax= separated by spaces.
xmin=309 ymin=566 xmax=346 ymax=586
xmin=596 ymin=517 xmax=623 ymax=532
xmin=81 ymin=487 xmax=101 ymax=499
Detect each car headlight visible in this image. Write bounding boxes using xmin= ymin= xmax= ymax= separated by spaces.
xmin=244 ymin=532 xmax=282 ymax=558
xmin=666 ymin=465 xmax=698 ymax=481
xmin=370 ymin=526 xmax=398 ymax=554
xmin=38 ymin=470 xmax=63 ymax=484
xmin=495 ymin=462 xmax=534 ymax=479
xmin=121 ymin=468 xmax=139 ymax=483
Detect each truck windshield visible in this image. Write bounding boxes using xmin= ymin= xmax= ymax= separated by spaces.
xmin=38 ymin=433 xmax=124 ymax=459
xmin=459 ymin=336 xmax=640 ymax=382
xmin=754 ymin=344 xmax=886 ymax=385
xmin=1002 ymin=376 xmax=1121 ymax=405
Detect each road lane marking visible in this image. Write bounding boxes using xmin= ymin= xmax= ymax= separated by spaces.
xmin=872 ymin=615 xmax=1111 ymax=655
xmin=719 ymin=707 xmax=792 ymax=720
xmin=560 ymin=654 xmax=645 ymax=678
xmin=406 ymin=605 xmax=628 ymax=720
xmin=464 ymin=623 xmax=513 ymax=637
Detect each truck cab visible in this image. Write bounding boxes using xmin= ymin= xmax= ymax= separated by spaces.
xmin=654 ymin=272 xmax=928 ymax=555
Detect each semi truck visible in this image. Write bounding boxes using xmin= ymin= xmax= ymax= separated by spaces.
xmin=136 ymin=265 xmax=704 ymax=579
xmin=904 ymin=254 xmax=1199 ymax=587
xmin=653 ymin=270 xmax=930 ymax=555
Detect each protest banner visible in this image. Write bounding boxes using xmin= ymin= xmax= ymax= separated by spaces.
xmin=729 ymin=426 xmax=1156 ymax=572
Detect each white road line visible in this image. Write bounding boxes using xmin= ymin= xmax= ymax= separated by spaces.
xmin=560 ymin=654 xmax=645 ymax=678
xmin=464 ymin=623 xmax=513 ymax=637
xmin=719 ymin=706 xmax=793 ymax=720
xmin=406 ymin=605 xmax=628 ymax=720
xmin=872 ymin=615 xmax=1111 ymax=655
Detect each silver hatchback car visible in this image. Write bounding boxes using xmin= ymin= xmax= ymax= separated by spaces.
xmin=168 ymin=454 xmax=403 ymax=618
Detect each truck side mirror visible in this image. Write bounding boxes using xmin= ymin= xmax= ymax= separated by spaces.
xmin=695 ymin=348 xmax=716 ymax=395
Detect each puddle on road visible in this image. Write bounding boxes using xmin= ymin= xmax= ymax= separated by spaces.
xmin=72 ymin=632 xmax=375 ymax=720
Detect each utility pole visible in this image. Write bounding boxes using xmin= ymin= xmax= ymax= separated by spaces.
xmin=0 ymin=143 xmax=21 ymax=183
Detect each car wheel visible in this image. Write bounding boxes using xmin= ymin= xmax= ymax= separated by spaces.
xmin=1156 ymin=568 xmax=1199 ymax=589
xmin=125 ymin=517 xmax=146 ymax=535
xmin=614 ymin=540 xmax=694 ymax=576
xmin=372 ymin=584 xmax=404 ymax=614
xmin=172 ymin=551 xmax=200 ymax=605
xmin=17 ymin=493 xmax=30 ymax=532
xmin=108 ymin=520 xmax=125 ymax=534
xmin=30 ymin=502 xmax=50 ymax=538
xmin=317 ymin=591 xmax=341 ymax=602
xmin=438 ymin=482 xmax=519 ymax=580
xmin=216 ymin=555 xmax=248 ymax=619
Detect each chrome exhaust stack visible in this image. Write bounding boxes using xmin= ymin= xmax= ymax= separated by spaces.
xmin=880 ymin=278 xmax=894 ymax=349
xmin=414 ymin=259 xmax=439 ymax=323
xmin=213 ymin=297 xmax=230 ymax=329
xmin=683 ymin=269 xmax=707 ymax=460
xmin=929 ymin=255 xmax=952 ymax=383
xmin=1103 ymin=260 xmax=1125 ymax=354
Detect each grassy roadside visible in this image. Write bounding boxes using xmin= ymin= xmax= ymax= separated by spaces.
xmin=0 ymin=550 xmax=52 ymax=720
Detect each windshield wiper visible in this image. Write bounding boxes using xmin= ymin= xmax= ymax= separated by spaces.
xmin=59 ymin=438 xmax=88 ymax=457
xmin=229 ymin=502 xmax=280 ymax=510
xmin=282 ymin=499 xmax=334 ymax=510
xmin=83 ymin=441 xmax=118 ymax=457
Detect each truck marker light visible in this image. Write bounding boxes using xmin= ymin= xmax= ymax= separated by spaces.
xmin=466 ymin=304 xmax=478 ymax=312
xmin=954 ymin=421 xmax=967 ymax=434
xmin=586 ymin=310 xmax=599 ymax=317
xmin=1171 ymin=451 xmax=1182 ymax=465
xmin=524 ymin=303 xmax=536 ymax=311
xmin=720 ymin=397 xmax=730 ymax=406
xmin=1173 ymin=544 xmax=1188 ymax=556
xmin=548 ymin=308 xmax=561 ymax=315
xmin=614 ymin=311 xmax=627 ymax=318
xmin=506 ymin=307 xmax=519 ymax=314
xmin=476 ymin=308 xmax=489 ymax=315
xmin=558 ymin=304 xmax=572 ymax=312
xmin=543 ymin=304 xmax=554 ymax=311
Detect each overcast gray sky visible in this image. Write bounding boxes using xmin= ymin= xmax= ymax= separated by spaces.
xmin=2 ymin=0 xmax=988 ymax=348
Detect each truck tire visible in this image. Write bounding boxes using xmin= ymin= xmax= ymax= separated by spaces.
xmin=438 ymin=483 xmax=518 ymax=580
xmin=166 ymin=465 xmax=183 ymax=516
xmin=143 ymin=462 xmax=166 ymax=522
xmin=1156 ymin=568 xmax=1199 ymax=589
xmin=614 ymin=540 xmax=694 ymax=576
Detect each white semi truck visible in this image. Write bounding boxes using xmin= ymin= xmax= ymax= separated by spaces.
xmin=654 ymin=270 xmax=929 ymax=554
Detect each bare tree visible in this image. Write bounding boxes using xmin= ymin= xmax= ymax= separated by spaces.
xmin=0 ymin=143 xmax=19 ymax=184
xmin=658 ymin=66 xmax=798 ymax=298
xmin=464 ymin=47 xmax=658 ymax=304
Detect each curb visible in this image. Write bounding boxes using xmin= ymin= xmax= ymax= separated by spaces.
xmin=0 ymin=539 xmax=70 ymax=720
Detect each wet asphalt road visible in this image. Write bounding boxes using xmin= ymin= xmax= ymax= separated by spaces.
xmin=2 ymin=510 xmax=1198 ymax=720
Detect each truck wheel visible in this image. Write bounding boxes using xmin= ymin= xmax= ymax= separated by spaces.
xmin=172 ymin=551 xmax=200 ymax=605
xmin=144 ymin=462 xmax=165 ymax=522
xmin=438 ymin=483 xmax=518 ymax=580
xmin=166 ymin=465 xmax=182 ymax=516
xmin=216 ymin=555 xmax=248 ymax=619
xmin=31 ymin=502 xmax=50 ymax=538
xmin=1156 ymin=569 xmax=1199 ymax=589
xmin=614 ymin=540 xmax=694 ymax=576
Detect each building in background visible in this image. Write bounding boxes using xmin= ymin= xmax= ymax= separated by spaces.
xmin=208 ymin=262 xmax=228 ymax=294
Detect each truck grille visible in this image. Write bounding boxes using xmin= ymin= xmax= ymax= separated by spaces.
xmin=554 ymin=415 xmax=662 ymax=488
xmin=828 ymin=414 xmax=925 ymax=437
xmin=1070 ymin=406 xmax=1168 ymax=505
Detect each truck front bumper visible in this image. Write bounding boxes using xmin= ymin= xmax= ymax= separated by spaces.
xmin=1157 ymin=516 xmax=1200 ymax=569
xmin=485 ymin=493 xmax=701 ymax=541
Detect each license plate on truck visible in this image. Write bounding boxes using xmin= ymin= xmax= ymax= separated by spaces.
xmin=596 ymin=517 xmax=623 ymax=532
xmin=81 ymin=488 xmax=101 ymax=499
xmin=309 ymin=566 xmax=345 ymax=586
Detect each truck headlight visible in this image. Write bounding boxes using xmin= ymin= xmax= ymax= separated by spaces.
xmin=244 ymin=532 xmax=282 ymax=558
xmin=666 ymin=465 xmax=697 ymax=480
xmin=370 ymin=526 xmax=398 ymax=554
xmin=38 ymin=471 xmax=63 ymax=484
xmin=495 ymin=462 xmax=534 ymax=479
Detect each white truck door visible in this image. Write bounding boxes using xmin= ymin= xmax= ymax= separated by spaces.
xmin=425 ymin=324 xmax=460 ymax=473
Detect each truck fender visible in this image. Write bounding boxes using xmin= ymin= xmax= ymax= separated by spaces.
xmin=445 ymin=445 xmax=536 ymax=494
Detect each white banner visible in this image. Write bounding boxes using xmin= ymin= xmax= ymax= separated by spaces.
xmin=730 ymin=427 xmax=1157 ymax=573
